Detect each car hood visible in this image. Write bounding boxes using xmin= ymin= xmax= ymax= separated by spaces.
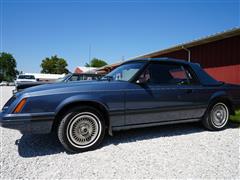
xmin=18 ymin=80 xmax=125 ymax=97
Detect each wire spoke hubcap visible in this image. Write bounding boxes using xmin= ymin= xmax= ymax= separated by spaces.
xmin=67 ymin=112 xmax=101 ymax=148
xmin=211 ymin=103 xmax=229 ymax=128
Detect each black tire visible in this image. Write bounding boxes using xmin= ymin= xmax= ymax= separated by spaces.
xmin=202 ymin=102 xmax=229 ymax=131
xmin=57 ymin=106 xmax=105 ymax=153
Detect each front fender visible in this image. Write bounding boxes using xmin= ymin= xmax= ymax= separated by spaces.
xmin=55 ymin=94 xmax=109 ymax=115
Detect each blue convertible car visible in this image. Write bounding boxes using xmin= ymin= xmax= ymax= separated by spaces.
xmin=1 ymin=58 xmax=240 ymax=152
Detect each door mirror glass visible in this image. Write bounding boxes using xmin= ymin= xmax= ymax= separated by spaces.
xmin=136 ymin=77 xmax=148 ymax=84
xmin=136 ymin=69 xmax=150 ymax=84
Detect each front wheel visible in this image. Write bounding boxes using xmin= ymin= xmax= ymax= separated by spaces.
xmin=202 ymin=102 xmax=229 ymax=130
xmin=58 ymin=106 xmax=105 ymax=153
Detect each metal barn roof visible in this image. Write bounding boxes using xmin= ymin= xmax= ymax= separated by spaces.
xmin=131 ymin=27 xmax=240 ymax=59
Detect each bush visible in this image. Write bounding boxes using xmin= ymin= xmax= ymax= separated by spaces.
xmin=230 ymin=110 xmax=240 ymax=123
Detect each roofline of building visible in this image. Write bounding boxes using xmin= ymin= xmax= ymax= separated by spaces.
xmin=130 ymin=27 xmax=240 ymax=59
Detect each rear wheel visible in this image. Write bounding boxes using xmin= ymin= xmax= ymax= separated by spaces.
xmin=58 ymin=106 xmax=105 ymax=153
xmin=202 ymin=102 xmax=229 ymax=130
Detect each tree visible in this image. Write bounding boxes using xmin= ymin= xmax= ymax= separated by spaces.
xmin=0 ymin=52 xmax=18 ymax=82
xmin=41 ymin=55 xmax=69 ymax=74
xmin=85 ymin=58 xmax=108 ymax=67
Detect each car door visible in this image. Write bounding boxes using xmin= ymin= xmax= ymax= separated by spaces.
xmin=125 ymin=62 xmax=203 ymax=125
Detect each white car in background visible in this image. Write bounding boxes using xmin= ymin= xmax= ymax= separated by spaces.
xmin=0 ymin=81 xmax=8 ymax=86
xmin=15 ymin=74 xmax=37 ymax=84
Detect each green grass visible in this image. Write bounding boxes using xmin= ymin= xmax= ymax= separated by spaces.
xmin=230 ymin=110 xmax=240 ymax=123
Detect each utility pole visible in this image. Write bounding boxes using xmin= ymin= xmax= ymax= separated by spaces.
xmin=89 ymin=44 xmax=91 ymax=65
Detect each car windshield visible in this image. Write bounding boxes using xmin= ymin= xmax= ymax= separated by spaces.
xmin=103 ymin=62 xmax=146 ymax=81
xmin=18 ymin=75 xmax=35 ymax=79
xmin=55 ymin=74 xmax=72 ymax=82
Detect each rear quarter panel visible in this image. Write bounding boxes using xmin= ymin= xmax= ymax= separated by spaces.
xmin=225 ymin=84 xmax=240 ymax=110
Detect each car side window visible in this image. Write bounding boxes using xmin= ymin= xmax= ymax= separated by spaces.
xmin=182 ymin=67 xmax=199 ymax=85
xmin=139 ymin=63 xmax=197 ymax=85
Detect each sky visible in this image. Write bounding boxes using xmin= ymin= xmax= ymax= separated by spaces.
xmin=0 ymin=0 xmax=239 ymax=73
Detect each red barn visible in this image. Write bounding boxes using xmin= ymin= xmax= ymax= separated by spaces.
xmin=133 ymin=28 xmax=240 ymax=84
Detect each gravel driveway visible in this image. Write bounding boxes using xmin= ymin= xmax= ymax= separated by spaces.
xmin=0 ymin=86 xmax=239 ymax=179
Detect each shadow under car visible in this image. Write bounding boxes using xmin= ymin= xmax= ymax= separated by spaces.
xmin=16 ymin=122 xmax=239 ymax=158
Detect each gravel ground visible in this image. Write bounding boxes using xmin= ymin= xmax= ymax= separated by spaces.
xmin=0 ymin=86 xmax=239 ymax=179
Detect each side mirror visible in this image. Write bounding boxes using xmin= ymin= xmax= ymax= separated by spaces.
xmin=136 ymin=77 xmax=148 ymax=84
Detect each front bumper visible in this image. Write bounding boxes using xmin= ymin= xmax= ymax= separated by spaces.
xmin=0 ymin=112 xmax=55 ymax=134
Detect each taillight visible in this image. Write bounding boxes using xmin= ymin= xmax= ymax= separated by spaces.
xmin=13 ymin=98 xmax=27 ymax=113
